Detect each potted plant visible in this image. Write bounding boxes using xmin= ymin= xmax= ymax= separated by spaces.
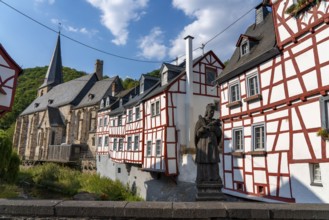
xmin=316 ymin=128 xmax=329 ymax=140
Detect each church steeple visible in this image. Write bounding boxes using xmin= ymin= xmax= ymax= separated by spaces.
xmin=38 ymin=34 xmax=63 ymax=97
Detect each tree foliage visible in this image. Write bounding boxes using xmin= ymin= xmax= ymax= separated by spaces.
xmin=0 ymin=66 xmax=86 ymax=136
xmin=0 ymin=130 xmax=20 ymax=183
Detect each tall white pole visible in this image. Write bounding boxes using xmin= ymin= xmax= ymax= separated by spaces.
xmin=184 ymin=35 xmax=194 ymax=149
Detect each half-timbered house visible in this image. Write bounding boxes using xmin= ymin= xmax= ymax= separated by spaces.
xmin=217 ymin=0 xmax=329 ymax=203
xmin=0 ymin=44 xmax=22 ymax=117
xmin=97 ymin=36 xmax=225 ymax=199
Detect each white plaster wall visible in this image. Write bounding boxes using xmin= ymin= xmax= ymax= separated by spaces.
xmin=290 ymin=163 xmax=329 ymax=203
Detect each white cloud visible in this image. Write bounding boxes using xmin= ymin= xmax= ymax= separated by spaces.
xmin=169 ymin=0 xmax=260 ymax=62
xmin=34 ymin=0 xmax=55 ymax=5
xmin=51 ymin=19 xmax=98 ymax=37
xmin=138 ymin=27 xmax=167 ymax=60
xmin=86 ymin=0 xmax=149 ymax=46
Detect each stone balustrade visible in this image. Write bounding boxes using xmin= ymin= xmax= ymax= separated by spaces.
xmin=1 ymin=199 xmax=329 ymax=219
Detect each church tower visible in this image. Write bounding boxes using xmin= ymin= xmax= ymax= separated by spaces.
xmin=38 ymin=34 xmax=63 ymax=97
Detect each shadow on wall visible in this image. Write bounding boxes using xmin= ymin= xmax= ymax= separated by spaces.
xmin=286 ymin=176 xmax=324 ymax=203
xmin=144 ymin=173 xmax=197 ymax=202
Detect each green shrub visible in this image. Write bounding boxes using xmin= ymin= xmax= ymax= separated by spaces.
xmin=0 ymin=130 xmax=12 ymax=179
xmin=4 ymin=151 xmax=20 ymax=183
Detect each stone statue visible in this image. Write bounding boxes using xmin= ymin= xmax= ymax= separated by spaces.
xmin=194 ymin=103 xmax=222 ymax=183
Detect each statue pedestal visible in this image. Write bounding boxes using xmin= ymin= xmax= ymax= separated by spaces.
xmin=196 ymin=181 xmax=226 ymax=201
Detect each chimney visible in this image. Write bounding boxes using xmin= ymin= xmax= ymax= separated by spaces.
xmin=255 ymin=3 xmax=269 ymax=25
xmin=95 ymin=59 xmax=103 ymax=80
xmin=184 ymin=35 xmax=194 ymax=149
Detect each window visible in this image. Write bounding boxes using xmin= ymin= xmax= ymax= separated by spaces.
xmin=104 ymin=117 xmax=108 ymax=127
xmin=118 ymin=115 xmax=122 ymax=126
xmin=252 ymin=124 xmax=266 ymax=150
xmin=233 ymin=128 xmax=244 ymax=151
xmin=241 ymin=41 xmax=249 ymax=56
xmin=51 ymin=131 xmax=55 ymax=145
xmin=106 ymin=97 xmax=110 ymax=107
xmin=134 ymin=135 xmax=139 ymax=150
xmin=156 ymin=140 xmax=161 ymax=156
xmin=128 ymin=110 xmax=133 ymax=122
xmin=310 ymin=163 xmax=322 ymax=185
xmin=100 ymin=99 xmax=104 ymax=108
xmin=247 ymin=74 xmax=260 ymax=97
xmin=119 ymin=138 xmax=123 ymax=151
xmin=99 ymin=118 xmax=103 ymax=127
xmin=146 ymin=141 xmax=152 ymax=156
xmin=92 ymin=137 xmax=95 ymax=146
xmin=112 ymin=118 xmax=116 ymax=126
xmin=104 ymin=136 xmax=109 ymax=147
xmin=320 ymin=97 xmax=329 ymax=129
xmin=229 ymin=82 xmax=240 ymax=103
xmin=113 ymin=139 xmax=117 ymax=151
xmin=151 ymin=101 xmax=160 ymax=116
xmin=140 ymin=82 xmax=144 ymax=94
xmin=135 ymin=107 xmax=140 ymax=120
xmin=206 ymin=68 xmax=216 ymax=85
xmin=98 ymin=137 xmax=102 ymax=147
xmin=127 ymin=136 xmax=132 ymax=150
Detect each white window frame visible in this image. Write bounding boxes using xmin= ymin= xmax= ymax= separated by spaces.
xmin=119 ymin=138 xmax=123 ymax=151
xmin=146 ymin=141 xmax=152 ymax=156
xmin=118 ymin=115 xmax=122 ymax=126
xmin=252 ymin=123 xmax=266 ymax=151
xmin=98 ymin=136 xmax=102 ymax=147
xmin=232 ymin=128 xmax=244 ymax=151
xmin=310 ymin=163 xmax=322 ymax=185
xmin=135 ymin=106 xmax=140 ymax=120
xmin=113 ymin=138 xmax=117 ymax=151
xmin=99 ymin=118 xmax=103 ymax=127
xmin=246 ymin=72 xmax=260 ymax=97
xmin=128 ymin=110 xmax=133 ymax=123
xmin=156 ymin=140 xmax=162 ymax=156
xmin=104 ymin=117 xmax=108 ymax=127
xmin=205 ymin=67 xmax=217 ymax=85
xmin=134 ymin=135 xmax=139 ymax=150
xmin=240 ymin=40 xmax=249 ymax=56
xmin=127 ymin=136 xmax=132 ymax=151
xmin=229 ymin=81 xmax=241 ymax=103
xmin=104 ymin=136 xmax=109 ymax=147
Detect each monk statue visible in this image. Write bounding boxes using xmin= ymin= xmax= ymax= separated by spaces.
xmin=194 ymin=103 xmax=222 ymax=183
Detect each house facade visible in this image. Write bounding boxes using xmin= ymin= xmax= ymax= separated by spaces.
xmin=0 ymin=44 xmax=22 ymax=117
xmin=97 ymin=36 xmax=225 ymax=200
xmin=218 ymin=0 xmax=329 ymax=203
xmin=13 ymin=35 xmax=123 ymax=169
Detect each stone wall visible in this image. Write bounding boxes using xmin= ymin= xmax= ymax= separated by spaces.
xmin=1 ymin=199 xmax=329 ymax=219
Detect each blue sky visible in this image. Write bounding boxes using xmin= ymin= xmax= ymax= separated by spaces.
xmin=0 ymin=0 xmax=260 ymax=80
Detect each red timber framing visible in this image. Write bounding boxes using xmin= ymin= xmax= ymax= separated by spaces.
xmin=124 ymin=104 xmax=143 ymax=164
xmin=108 ymin=114 xmax=126 ymax=163
xmin=220 ymin=1 xmax=329 ymax=202
xmin=142 ymin=50 xmax=224 ymax=176
xmin=96 ymin=110 xmax=110 ymax=155
xmin=0 ymin=44 xmax=22 ymax=115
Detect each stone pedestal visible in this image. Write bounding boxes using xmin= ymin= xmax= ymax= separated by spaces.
xmin=196 ymin=181 xmax=226 ymax=201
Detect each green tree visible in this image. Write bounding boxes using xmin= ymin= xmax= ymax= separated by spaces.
xmin=0 ymin=130 xmax=19 ymax=183
xmin=0 ymin=66 xmax=86 ymax=138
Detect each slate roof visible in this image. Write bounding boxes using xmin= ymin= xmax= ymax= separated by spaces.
xmin=39 ymin=34 xmax=63 ymax=89
xmin=47 ymin=106 xmax=64 ymax=127
xmin=216 ymin=10 xmax=280 ymax=84
xmin=74 ymin=77 xmax=116 ymax=109
xmin=21 ymin=74 xmax=95 ymax=115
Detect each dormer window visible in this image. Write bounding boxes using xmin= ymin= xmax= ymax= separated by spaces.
xmin=105 ymin=97 xmax=110 ymax=107
xmin=48 ymin=99 xmax=54 ymax=104
xmin=34 ymin=103 xmax=39 ymax=108
xmin=100 ymin=99 xmax=104 ymax=108
xmin=241 ymin=41 xmax=249 ymax=56
xmin=140 ymin=81 xmax=144 ymax=94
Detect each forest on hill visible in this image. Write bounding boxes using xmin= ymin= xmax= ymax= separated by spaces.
xmin=0 ymin=66 xmax=160 ymax=139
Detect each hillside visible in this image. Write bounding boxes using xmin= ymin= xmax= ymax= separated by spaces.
xmin=0 ymin=66 xmax=87 ymax=135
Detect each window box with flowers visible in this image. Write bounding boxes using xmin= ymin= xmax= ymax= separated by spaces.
xmin=285 ymin=0 xmax=321 ymax=16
